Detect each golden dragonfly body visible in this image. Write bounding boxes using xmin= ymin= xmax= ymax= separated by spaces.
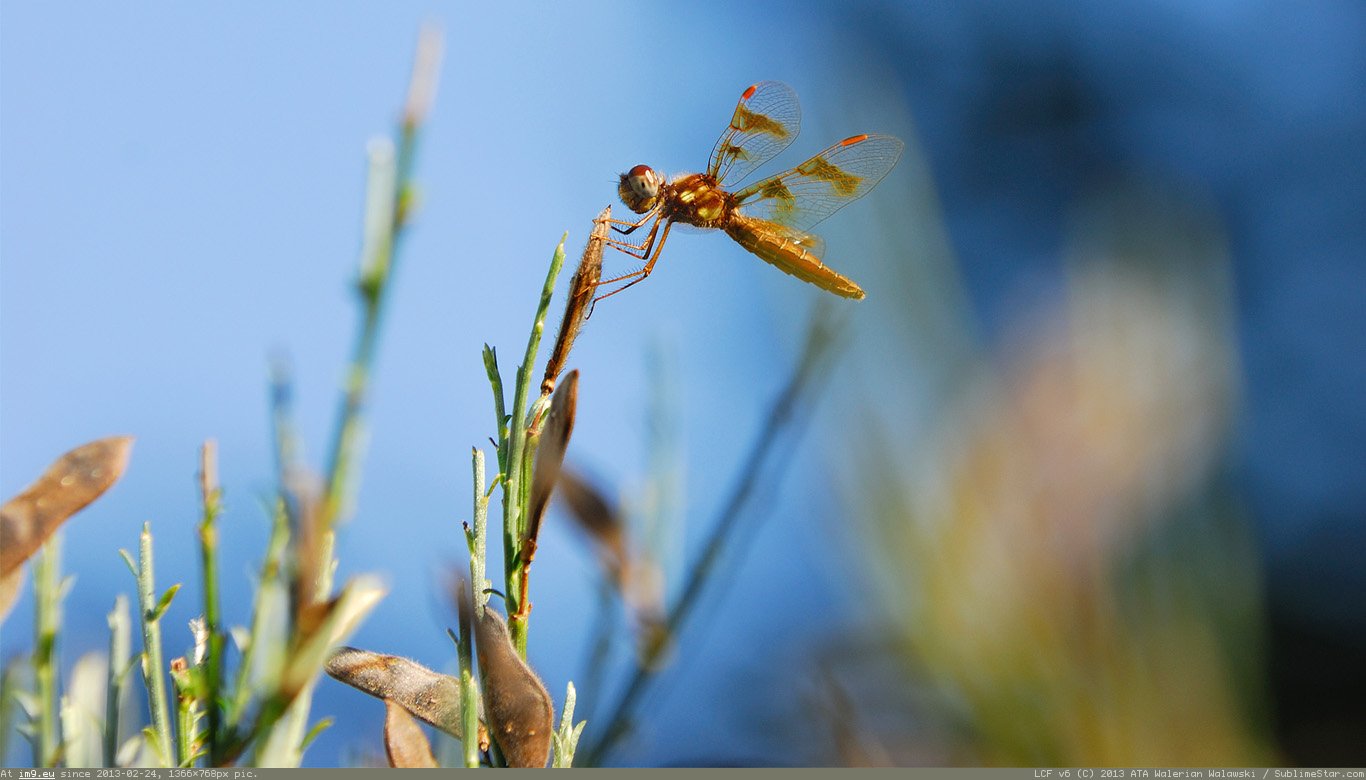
xmin=605 ymin=81 xmax=903 ymax=300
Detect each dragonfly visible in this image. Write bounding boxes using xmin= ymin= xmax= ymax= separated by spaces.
xmin=601 ymin=81 xmax=903 ymax=300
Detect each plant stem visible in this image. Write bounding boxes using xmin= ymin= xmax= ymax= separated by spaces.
xmin=457 ymin=451 xmax=495 ymax=766
xmin=500 ymin=235 xmax=567 ymax=656
xmin=583 ymin=308 xmax=840 ymax=765
xmin=321 ymin=288 xmax=382 ymax=531
xmin=133 ymin=523 xmax=176 ymax=766
xmin=32 ymin=535 xmax=62 ymax=767
xmin=457 ymin=448 xmax=490 ymax=768
xmin=483 ymin=346 xmax=509 ymax=474
xmin=198 ymin=442 xmax=225 ymax=764
xmin=172 ymin=665 xmax=195 ymax=766
xmin=104 ymin=595 xmax=131 ymax=766
xmin=471 ymin=449 xmax=489 ymax=616
xmin=320 ymin=68 xmax=429 ymax=534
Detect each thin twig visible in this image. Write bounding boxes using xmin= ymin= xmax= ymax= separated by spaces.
xmin=583 ymin=306 xmax=842 ymax=764
xmin=320 ymin=25 xmax=443 ymax=534
xmin=197 ymin=441 xmax=225 ymax=764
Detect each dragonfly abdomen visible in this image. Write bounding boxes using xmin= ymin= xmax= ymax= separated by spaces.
xmin=724 ymin=214 xmax=865 ymax=299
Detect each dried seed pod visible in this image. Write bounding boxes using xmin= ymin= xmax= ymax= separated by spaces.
xmin=474 ymin=609 xmax=553 ymax=768
xmin=384 ymin=700 xmax=438 ymax=768
xmin=326 ymin=646 xmax=472 ymax=740
xmin=1 ymin=436 xmax=134 ymax=576
xmin=542 ymin=207 xmax=609 ymax=396
xmin=524 ymin=371 xmax=579 ymax=562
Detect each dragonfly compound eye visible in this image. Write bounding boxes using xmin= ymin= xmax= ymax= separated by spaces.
xmin=628 ymin=165 xmax=660 ymax=197
xmin=618 ymin=164 xmax=661 ymax=212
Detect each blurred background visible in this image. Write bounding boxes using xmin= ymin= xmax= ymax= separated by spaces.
xmin=2 ymin=0 xmax=1362 ymax=767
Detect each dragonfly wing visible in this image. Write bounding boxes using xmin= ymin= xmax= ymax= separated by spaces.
xmin=733 ymin=133 xmax=904 ymax=231
xmin=707 ymin=81 xmax=802 ymax=187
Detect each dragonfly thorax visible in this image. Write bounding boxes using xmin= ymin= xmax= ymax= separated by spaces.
xmin=618 ymin=164 xmax=664 ymax=213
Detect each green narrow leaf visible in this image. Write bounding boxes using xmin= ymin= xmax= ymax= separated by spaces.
xmin=551 ymin=680 xmax=585 ymax=768
xmin=118 ymin=550 xmax=137 ymax=579
xmin=301 ymin=717 xmax=334 ymax=751
xmin=149 ymin=583 xmax=181 ymax=622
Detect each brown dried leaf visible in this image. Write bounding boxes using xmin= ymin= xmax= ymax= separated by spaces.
xmin=0 ymin=566 xmax=24 ymax=625
xmin=1 ymin=436 xmax=134 ymax=576
xmin=475 ymin=609 xmax=553 ymax=768
xmin=384 ymin=700 xmax=438 ymax=768
xmin=542 ymin=207 xmax=608 ymax=396
xmin=326 ymin=646 xmax=469 ymax=739
xmin=524 ymin=371 xmax=579 ymax=561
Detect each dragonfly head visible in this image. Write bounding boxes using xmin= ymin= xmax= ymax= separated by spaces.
xmin=618 ymin=164 xmax=663 ymax=213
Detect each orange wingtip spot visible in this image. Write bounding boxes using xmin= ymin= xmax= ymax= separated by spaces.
xmin=841 ymin=134 xmax=870 ymax=146
xmin=742 ymin=84 xmax=758 ymax=101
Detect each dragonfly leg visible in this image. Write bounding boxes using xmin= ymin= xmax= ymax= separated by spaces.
xmin=608 ymin=212 xmax=656 ymax=235
xmin=604 ymin=214 xmax=662 ymax=259
xmin=594 ymin=221 xmax=675 ymax=303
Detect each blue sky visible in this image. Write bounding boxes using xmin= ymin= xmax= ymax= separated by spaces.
xmin=2 ymin=2 xmax=916 ymax=765
xmin=6 ymin=0 xmax=1365 ymax=767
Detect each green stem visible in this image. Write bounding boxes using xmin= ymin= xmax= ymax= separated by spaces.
xmin=457 ymin=449 xmax=489 ymax=768
xmin=174 ymin=673 xmax=194 ymax=765
xmin=482 ymin=346 xmax=508 ymax=474
xmin=321 ymin=120 xmax=420 ymax=533
xmin=198 ymin=466 xmax=225 ymax=764
xmin=133 ymin=523 xmax=176 ymax=766
xmin=501 ymin=235 xmax=567 ymax=656
xmin=105 ymin=595 xmax=131 ymax=766
xmin=458 ymin=652 xmax=481 ymax=768
xmin=471 ymin=449 xmax=489 ymax=616
xmin=32 ymin=536 xmax=62 ymax=767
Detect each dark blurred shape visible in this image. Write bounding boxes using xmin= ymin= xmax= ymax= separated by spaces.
xmin=852 ymin=183 xmax=1274 ymax=764
xmin=811 ymin=667 xmax=895 ymax=767
xmin=557 ymin=469 xmax=628 ymax=587
xmin=822 ymin=0 xmax=1365 ymax=763
xmin=555 ymin=468 xmax=668 ymax=659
